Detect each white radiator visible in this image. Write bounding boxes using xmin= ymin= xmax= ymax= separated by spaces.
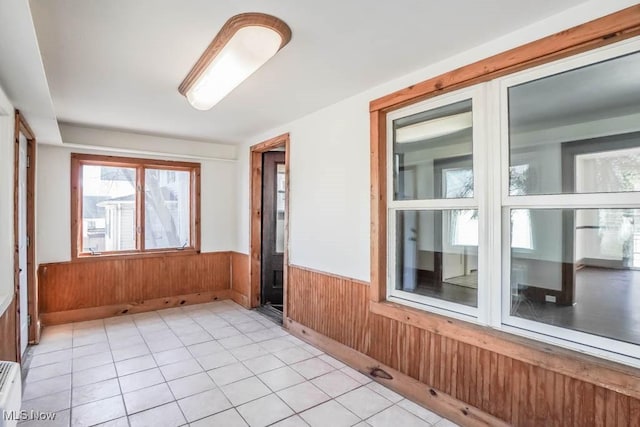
xmin=0 ymin=362 xmax=21 ymax=427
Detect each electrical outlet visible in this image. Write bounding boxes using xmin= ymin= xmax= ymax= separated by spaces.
xmin=545 ymin=295 xmax=557 ymax=303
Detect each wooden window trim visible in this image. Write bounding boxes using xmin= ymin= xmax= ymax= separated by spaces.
xmin=370 ymin=5 xmax=640 ymax=114
xmin=71 ymin=153 xmax=201 ymax=260
xmin=368 ymin=6 xmax=640 ymax=396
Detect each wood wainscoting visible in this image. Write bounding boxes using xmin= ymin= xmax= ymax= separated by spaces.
xmin=286 ymin=265 xmax=640 ymax=427
xmin=231 ymin=252 xmax=250 ymax=308
xmin=0 ymin=299 xmax=18 ymax=361
xmin=288 ymin=265 xmax=370 ymax=354
xmin=39 ymin=251 xmax=232 ymax=325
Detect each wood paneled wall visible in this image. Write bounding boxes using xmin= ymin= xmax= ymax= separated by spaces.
xmin=288 ymin=266 xmax=370 ymax=354
xmin=39 ymin=252 xmax=232 ymax=324
xmin=231 ymin=252 xmax=250 ymax=308
xmin=286 ymin=265 xmax=640 ymax=427
xmin=0 ymin=299 xmax=17 ymax=361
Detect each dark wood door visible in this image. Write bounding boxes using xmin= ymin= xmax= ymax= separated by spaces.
xmin=261 ymin=151 xmax=286 ymax=308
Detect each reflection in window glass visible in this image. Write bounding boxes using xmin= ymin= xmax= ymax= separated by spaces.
xmin=508 ymin=165 xmax=534 ymax=249
xmin=511 ymin=210 xmax=533 ymax=250
xmin=82 ymin=165 xmax=137 ymax=253
xmin=451 ymin=210 xmax=478 ymax=246
xmin=509 ymin=208 xmax=640 ymax=345
xmin=576 ymin=147 xmax=640 ymax=193
xmin=145 ymin=169 xmax=190 ymax=250
xmin=393 ymin=100 xmax=473 ymax=200
xmin=275 ymin=163 xmax=286 ymax=254
xmin=444 ymin=168 xmax=473 ymax=198
xmin=395 ymin=210 xmax=478 ymax=307
xmin=508 ymin=51 xmax=640 ymax=195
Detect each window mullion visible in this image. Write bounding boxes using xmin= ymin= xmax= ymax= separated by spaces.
xmin=504 ymin=193 xmax=640 ymax=209
xmin=389 ymin=199 xmax=478 ymax=210
xmin=475 ymin=83 xmax=491 ymax=325
xmin=138 ymin=165 xmax=145 ymax=252
xmin=486 ymin=79 xmax=503 ymax=328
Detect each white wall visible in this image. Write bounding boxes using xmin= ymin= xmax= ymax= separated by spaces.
xmin=37 ymin=139 xmax=238 ymax=264
xmin=236 ymin=0 xmax=638 ymax=283
xmin=0 ymin=84 xmax=15 ymax=315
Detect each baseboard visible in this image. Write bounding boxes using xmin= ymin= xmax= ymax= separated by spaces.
xmin=285 ymin=318 xmax=508 ymax=427
xmin=231 ymin=290 xmax=251 ymax=309
xmin=578 ymin=257 xmax=628 ymax=270
xmin=521 ymin=286 xmax=573 ymax=305
xmin=40 ymin=289 xmax=233 ymax=325
xmin=29 ymin=319 xmax=42 ymax=345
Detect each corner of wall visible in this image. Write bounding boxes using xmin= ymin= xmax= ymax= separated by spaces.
xmin=0 ymin=83 xmax=15 ymax=315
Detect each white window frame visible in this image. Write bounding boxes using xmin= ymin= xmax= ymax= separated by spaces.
xmin=386 ymin=85 xmax=489 ymax=323
xmin=385 ymin=35 xmax=640 ymax=368
xmin=497 ymin=36 xmax=640 ymax=366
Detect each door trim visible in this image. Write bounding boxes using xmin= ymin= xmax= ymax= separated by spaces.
xmin=13 ymin=111 xmax=38 ymax=362
xmin=249 ymin=133 xmax=290 ymax=318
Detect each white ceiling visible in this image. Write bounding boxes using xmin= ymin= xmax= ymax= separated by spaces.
xmin=29 ymin=0 xmax=592 ymax=144
xmin=0 ymin=0 xmax=61 ymax=143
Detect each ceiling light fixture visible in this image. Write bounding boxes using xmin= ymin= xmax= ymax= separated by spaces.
xmin=396 ymin=111 xmax=472 ymax=144
xmin=179 ymin=13 xmax=292 ymax=111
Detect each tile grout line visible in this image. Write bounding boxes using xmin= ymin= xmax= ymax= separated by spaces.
xmin=152 ymin=308 xmax=190 ymax=426
xmin=119 ymin=311 xmax=177 ymax=421
xmin=28 ymin=302 xmax=445 ymax=427
xmin=103 ymin=317 xmax=131 ymax=427
xmin=180 ymin=303 xmax=254 ymax=427
xmin=68 ymin=320 xmax=78 ymax=427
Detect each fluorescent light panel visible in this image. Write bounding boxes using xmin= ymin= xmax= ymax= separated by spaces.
xmin=396 ymin=111 xmax=472 ymax=144
xmin=180 ymin=13 xmax=291 ymax=111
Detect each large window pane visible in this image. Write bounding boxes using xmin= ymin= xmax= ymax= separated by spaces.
xmin=82 ymin=165 xmax=136 ymax=252
xmin=145 ymin=169 xmax=191 ymax=250
xmin=395 ymin=209 xmax=478 ymax=307
xmin=509 ymin=208 xmax=640 ymax=345
xmin=393 ymin=100 xmax=473 ymax=200
xmin=508 ymin=51 xmax=640 ymax=195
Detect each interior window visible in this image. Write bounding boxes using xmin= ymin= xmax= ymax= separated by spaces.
xmin=504 ymin=47 xmax=640 ymax=354
xmin=388 ymin=91 xmax=480 ymax=316
xmin=384 ymin=38 xmax=640 ymax=362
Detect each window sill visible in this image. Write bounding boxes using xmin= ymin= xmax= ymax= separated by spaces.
xmin=369 ymin=299 xmax=640 ymax=400
xmin=72 ymin=248 xmax=200 ymax=262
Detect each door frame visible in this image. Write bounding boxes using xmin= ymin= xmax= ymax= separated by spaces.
xmin=13 ymin=110 xmax=38 ymax=362
xmin=260 ymin=151 xmax=286 ymax=307
xmin=249 ymin=133 xmax=290 ymax=318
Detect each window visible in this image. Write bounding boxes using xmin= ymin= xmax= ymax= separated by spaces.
xmin=387 ymin=88 xmax=484 ymax=318
xmin=501 ymin=41 xmax=640 ymax=360
xmin=381 ymin=38 xmax=640 ymax=364
xmin=71 ymin=154 xmax=200 ymax=258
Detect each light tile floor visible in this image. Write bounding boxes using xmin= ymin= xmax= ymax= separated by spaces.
xmin=20 ymin=300 xmax=459 ymax=427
